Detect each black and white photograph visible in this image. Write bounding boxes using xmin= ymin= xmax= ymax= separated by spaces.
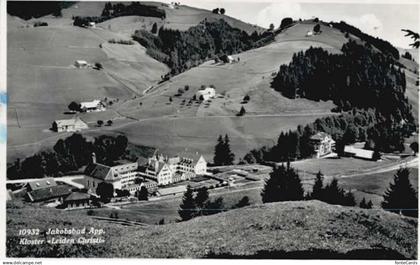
xmin=2 ymin=0 xmax=419 ymax=261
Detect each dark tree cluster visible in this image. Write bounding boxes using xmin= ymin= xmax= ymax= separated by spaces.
xmin=7 ymin=1 xmax=73 ymax=20
xmin=382 ymin=168 xmax=418 ymax=217
xmin=213 ymin=134 xmax=235 ymax=166
xmin=243 ymin=108 xmax=403 ymax=163
xmin=7 ymin=134 xmax=129 ymax=180
xmin=279 ymin=18 xmax=294 ymax=30
xmin=73 ymin=2 xmax=166 ymax=27
xmin=272 ymin=41 xmax=413 ymax=127
xmin=33 ymin=21 xmax=48 ymax=27
xmin=331 ymin=21 xmax=400 ymax=59
xmin=212 ymin=8 xmax=225 ymax=15
xmin=308 ymin=171 xmax=356 ymax=207
xmin=178 ymin=186 xmax=224 ymax=221
xmin=261 ymin=163 xmax=304 ymax=203
xmin=402 ymin=51 xmax=414 ymax=61
xmin=132 ymin=19 xmax=275 ymax=75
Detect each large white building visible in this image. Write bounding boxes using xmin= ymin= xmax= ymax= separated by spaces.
xmin=196 ymin=87 xmax=216 ymax=101
xmin=139 ymin=153 xmax=207 ymax=186
xmin=52 ymin=117 xmax=88 ymax=132
xmin=84 ymin=154 xmax=139 ymax=192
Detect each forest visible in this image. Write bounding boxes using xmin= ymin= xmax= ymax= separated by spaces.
xmin=243 ymin=108 xmax=412 ymax=164
xmin=331 ymin=21 xmax=400 ymax=59
xmin=7 ymin=1 xmax=75 ymax=19
xmin=272 ymin=41 xmax=415 ymax=126
xmin=73 ymin=2 xmax=166 ymax=27
xmin=6 ymin=134 xmax=148 ymax=180
xmin=133 ymin=19 xmax=275 ymax=74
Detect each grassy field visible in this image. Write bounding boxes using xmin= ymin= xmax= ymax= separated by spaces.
xmin=7 ymin=200 xmax=417 ymax=258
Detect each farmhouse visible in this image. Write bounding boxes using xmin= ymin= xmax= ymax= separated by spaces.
xmin=74 ymin=60 xmax=88 ymax=68
xmin=196 ymin=87 xmax=216 ymax=101
xmin=80 ymin=99 xmax=105 ymax=112
xmin=139 ymin=152 xmax=207 ymax=186
xmin=310 ymin=132 xmax=335 ymax=158
xmin=52 ymin=117 xmax=88 ymax=132
xmin=88 ymin=22 xmax=96 ymax=28
xmin=62 ymin=192 xmax=91 ymax=209
xmin=84 ymin=153 xmax=139 ymax=193
xmin=344 ymin=145 xmax=375 ymax=160
xmin=25 ymin=178 xmax=72 ymax=203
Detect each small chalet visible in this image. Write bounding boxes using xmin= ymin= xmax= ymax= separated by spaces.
xmin=80 ymin=100 xmax=105 ymax=112
xmin=62 ymin=192 xmax=91 ymax=209
xmin=26 ymin=178 xmax=72 ymax=203
xmin=196 ymin=87 xmax=216 ymax=101
xmin=75 ymin=60 xmax=88 ymax=68
xmin=344 ymin=145 xmax=375 ymax=160
xmin=52 ymin=117 xmax=88 ymax=132
xmin=310 ymin=132 xmax=335 ymax=158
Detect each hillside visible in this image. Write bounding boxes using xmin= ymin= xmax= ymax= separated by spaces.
xmin=7 ymin=2 xmax=419 ymax=163
xmin=6 ymin=200 xmax=417 ymax=258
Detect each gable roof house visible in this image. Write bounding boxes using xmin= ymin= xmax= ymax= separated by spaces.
xmin=80 ymin=100 xmax=105 ymax=112
xmin=26 ymin=178 xmax=72 ymax=203
xmin=75 ymin=60 xmax=88 ymax=68
xmin=62 ymin=192 xmax=91 ymax=209
xmin=196 ymin=87 xmax=216 ymax=101
xmin=310 ymin=132 xmax=336 ymax=158
xmin=52 ymin=117 xmax=88 ymax=132
xmin=84 ymin=156 xmax=139 ymax=192
xmin=344 ymin=145 xmax=375 ymax=160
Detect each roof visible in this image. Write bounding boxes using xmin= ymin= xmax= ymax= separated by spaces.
xmin=75 ymin=60 xmax=88 ymax=64
xmin=85 ymin=163 xmax=114 ymax=181
xmin=157 ymin=185 xmax=187 ymax=196
xmin=64 ymin=192 xmax=91 ymax=202
xmin=53 ymin=117 xmax=87 ymax=127
xmin=28 ymin=178 xmax=57 ymax=191
xmin=80 ymin=100 xmax=101 ymax=109
xmin=137 ymin=156 xmax=149 ymax=166
xmin=310 ymin=132 xmax=333 ymax=141
xmin=27 ymin=185 xmax=72 ymax=202
xmin=344 ymin=146 xmax=374 ymax=159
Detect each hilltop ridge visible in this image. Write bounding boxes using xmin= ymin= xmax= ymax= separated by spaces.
xmin=6 ymin=200 xmax=417 ymax=258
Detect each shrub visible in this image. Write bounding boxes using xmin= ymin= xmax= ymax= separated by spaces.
xmin=34 ymin=21 xmax=48 ymax=27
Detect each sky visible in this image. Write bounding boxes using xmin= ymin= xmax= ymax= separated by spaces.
xmin=175 ymin=0 xmax=419 ymax=49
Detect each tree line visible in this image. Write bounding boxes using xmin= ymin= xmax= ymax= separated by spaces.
xmin=261 ymin=163 xmax=417 ymax=217
xmin=331 ymin=21 xmax=400 ymax=59
xmin=7 ymin=133 xmax=129 ymax=180
xmin=7 ymin=1 xmax=73 ymax=19
xmin=73 ymin=2 xmax=165 ymax=27
xmin=271 ymin=41 xmax=414 ymax=127
xmin=178 ymin=186 xmax=250 ymax=221
xmin=242 ymin=107 xmax=410 ymax=164
xmin=132 ymin=19 xmax=276 ymax=75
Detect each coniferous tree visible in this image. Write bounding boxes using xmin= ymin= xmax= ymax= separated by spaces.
xmin=223 ymin=134 xmax=235 ymax=165
xmin=261 ymin=164 xmax=304 ymax=203
xmin=137 ymin=186 xmax=148 ymax=201
xmin=213 ymin=135 xmax=225 ymax=166
xmin=234 ymin=196 xmax=250 ymax=208
xmin=311 ymin=171 xmax=324 ymax=200
xmin=203 ymin=197 xmax=224 ymax=215
xmin=178 ymin=185 xmax=197 ymax=221
xmin=195 ymin=187 xmax=209 ymax=215
xmin=151 ymin=22 xmax=158 ymax=34
xmin=382 ymin=168 xmax=418 ymax=217
xmin=359 ymin=197 xmax=373 ymax=209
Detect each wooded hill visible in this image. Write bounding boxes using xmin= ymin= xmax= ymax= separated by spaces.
xmin=133 ymin=19 xmax=275 ymax=74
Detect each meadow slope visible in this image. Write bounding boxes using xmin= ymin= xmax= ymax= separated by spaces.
xmin=6 ymin=200 xmax=417 ymax=259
